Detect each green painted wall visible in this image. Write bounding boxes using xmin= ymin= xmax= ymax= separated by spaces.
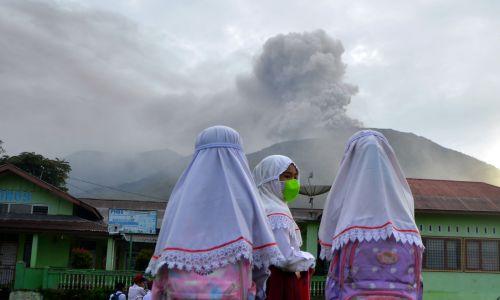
xmin=416 ymin=213 xmax=500 ymax=238
xmin=35 ymin=233 xmax=71 ymax=268
xmin=423 ymin=272 xmax=500 ymax=300
xmin=417 ymin=213 xmax=500 ymax=299
xmin=0 ymin=173 xmax=73 ymax=215
xmin=16 ymin=234 xmax=26 ymax=262
xmin=302 ymin=213 xmax=500 ymax=298
xmin=13 ymin=263 xmax=44 ymax=290
xmin=306 ymin=223 xmax=319 ymax=259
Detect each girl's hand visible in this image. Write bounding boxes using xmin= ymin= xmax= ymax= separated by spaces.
xmin=295 ymin=272 xmax=301 ymax=279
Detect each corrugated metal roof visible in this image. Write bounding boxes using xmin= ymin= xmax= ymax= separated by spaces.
xmin=407 ymin=178 xmax=500 ymax=214
xmin=291 ymin=178 xmax=500 ymax=216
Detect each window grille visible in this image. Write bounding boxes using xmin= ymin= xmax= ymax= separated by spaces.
xmin=423 ymin=238 xmax=461 ymax=271
xmin=465 ymin=239 xmax=500 ymax=272
xmin=9 ymin=204 xmax=31 ymax=214
xmin=32 ymin=205 xmax=48 ymax=215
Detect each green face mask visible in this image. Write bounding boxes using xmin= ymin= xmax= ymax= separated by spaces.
xmin=282 ymin=179 xmax=300 ymax=203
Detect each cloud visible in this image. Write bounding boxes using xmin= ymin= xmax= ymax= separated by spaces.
xmin=140 ymin=30 xmax=361 ymax=151
xmin=1 ymin=0 xmax=499 ymax=169
xmin=240 ymin=30 xmax=360 ymax=137
xmin=0 ymin=0 xmax=197 ymax=156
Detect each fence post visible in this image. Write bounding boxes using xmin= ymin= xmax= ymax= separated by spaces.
xmin=13 ymin=261 xmax=26 ymax=290
xmin=42 ymin=266 xmax=50 ymax=289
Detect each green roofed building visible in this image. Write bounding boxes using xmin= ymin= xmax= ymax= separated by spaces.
xmin=292 ymin=178 xmax=500 ymax=300
xmin=0 ymin=164 xmax=112 ymax=290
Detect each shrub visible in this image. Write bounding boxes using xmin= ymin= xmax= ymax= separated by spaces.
xmin=41 ymin=288 xmax=114 ymax=300
xmin=70 ymin=248 xmax=93 ymax=269
xmin=135 ymin=248 xmax=154 ymax=271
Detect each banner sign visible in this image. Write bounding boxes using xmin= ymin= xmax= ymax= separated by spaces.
xmin=108 ymin=209 xmax=157 ymax=234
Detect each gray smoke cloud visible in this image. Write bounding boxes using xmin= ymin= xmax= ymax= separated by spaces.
xmin=144 ymin=30 xmax=361 ymax=150
xmin=0 ymin=1 xmax=359 ymax=156
xmin=238 ymin=30 xmax=360 ymax=139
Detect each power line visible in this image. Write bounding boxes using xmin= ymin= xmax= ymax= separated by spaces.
xmin=68 ymin=177 xmax=168 ymax=201
xmin=67 ymin=182 xmax=94 ymax=194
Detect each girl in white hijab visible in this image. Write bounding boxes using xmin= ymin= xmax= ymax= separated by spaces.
xmin=319 ymin=130 xmax=423 ymax=300
xmin=147 ymin=126 xmax=282 ymax=300
xmin=253 ymin=155 xmax=315 ymax=300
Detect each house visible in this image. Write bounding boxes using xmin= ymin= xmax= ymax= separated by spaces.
xmin=292 ymin=178 xmax=500 ymax=300
xmin=0 ymin=164 xmax=109 ymax=288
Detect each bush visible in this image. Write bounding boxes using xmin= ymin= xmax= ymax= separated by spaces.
xmin=135 ymin=248 xmax=154 ymax=271
xmin=41 ymin=288 xmax=114 ymax=300
xmin=70 ymin=248 xmax=93 ymax=269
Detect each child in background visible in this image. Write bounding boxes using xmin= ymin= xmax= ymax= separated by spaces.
xmin=319 ymin=130 xmax=424 ymax=300
xmin=109 ymin=282 xmax=126 ymax=300
xmin=253 ymin=155 xmax=315 ymax=300
xmin=128 ymin=274 xmax=147 ymax=300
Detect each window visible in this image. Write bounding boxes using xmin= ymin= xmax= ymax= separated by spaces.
xmin=9 ymin=204 xmax=31 ymax=214
xmin=466 ymin=239 xmax=500 ymax=272
xmin=423 ymin=238 xmax=461 ymax=270
xmin=32 ymin=205 xmax=48 ymax=215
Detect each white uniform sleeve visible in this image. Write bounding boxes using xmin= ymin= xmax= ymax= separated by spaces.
xmin=274 ymin=227 xmax=315 ymax=272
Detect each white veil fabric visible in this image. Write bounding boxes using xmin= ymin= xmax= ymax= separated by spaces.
xmin=318 ymin=130 xmax=423 ymax=261
xmin=147 ymin=126 xmax=282 ymax=275
xmin=253 ymin=155 xmax=302 ymax=247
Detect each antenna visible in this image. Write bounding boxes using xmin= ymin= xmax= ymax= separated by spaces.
xmin=307 ymin=171 xmax=314 ymax=208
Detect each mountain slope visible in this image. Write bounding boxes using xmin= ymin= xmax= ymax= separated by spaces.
xmin=65 ymin=148 xmax=183 ymax=198
xmin=69 ymin=128 xmax=500 ymax=201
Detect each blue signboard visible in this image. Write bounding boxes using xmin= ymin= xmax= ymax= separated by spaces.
xmin=0 ymin=190 xmax=32 ymax=203
xmin=108 ymin=209 xmax=157 ymax=234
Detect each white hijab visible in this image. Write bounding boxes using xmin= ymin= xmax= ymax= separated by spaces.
xmin=147 ymin=126 xmax=282 ymax=275
xmin=319 ymin=130 xmax=423 ymax=260
xmin=253 ymin=155 xmax=302 ymax=246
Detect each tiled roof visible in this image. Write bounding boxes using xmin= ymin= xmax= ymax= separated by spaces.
xmin=79 ymin=198 xmax=166 ymax=210
xmin=0 ymin=213 xmax=108 ymax=234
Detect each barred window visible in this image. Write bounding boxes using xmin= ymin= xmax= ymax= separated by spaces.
xmin=423 ymin=238 xmax=461 ymax=270
xmin=9 ymin=204 xmax=31 ymax=214
xmin=32 ymin=205 xmax=48 ymax=215
xmin=466 ymin=239 xmax=500 ymax=272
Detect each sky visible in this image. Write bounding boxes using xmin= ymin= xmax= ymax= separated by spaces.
xmin=1 ymin=0 xmax=499 ymax=168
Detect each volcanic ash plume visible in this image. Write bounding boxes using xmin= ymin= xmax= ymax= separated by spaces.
xmin=238 ymin=30 xmax=360 ymax=139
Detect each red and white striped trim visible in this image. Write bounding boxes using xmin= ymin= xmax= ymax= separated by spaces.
xmin=320 ymin=221 xmax=423 ymax=261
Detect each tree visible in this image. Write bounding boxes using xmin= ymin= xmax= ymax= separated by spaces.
xmin=0 ymin=152 xmax=71 ymax=191
xmin=0 ymin=140 xmax=4 ymax=155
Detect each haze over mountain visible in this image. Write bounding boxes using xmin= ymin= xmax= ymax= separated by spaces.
xmin=66 ymin=148 xmax=182 ymax=199
xmin=67 ymin=128 xmax=500 ymax=201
